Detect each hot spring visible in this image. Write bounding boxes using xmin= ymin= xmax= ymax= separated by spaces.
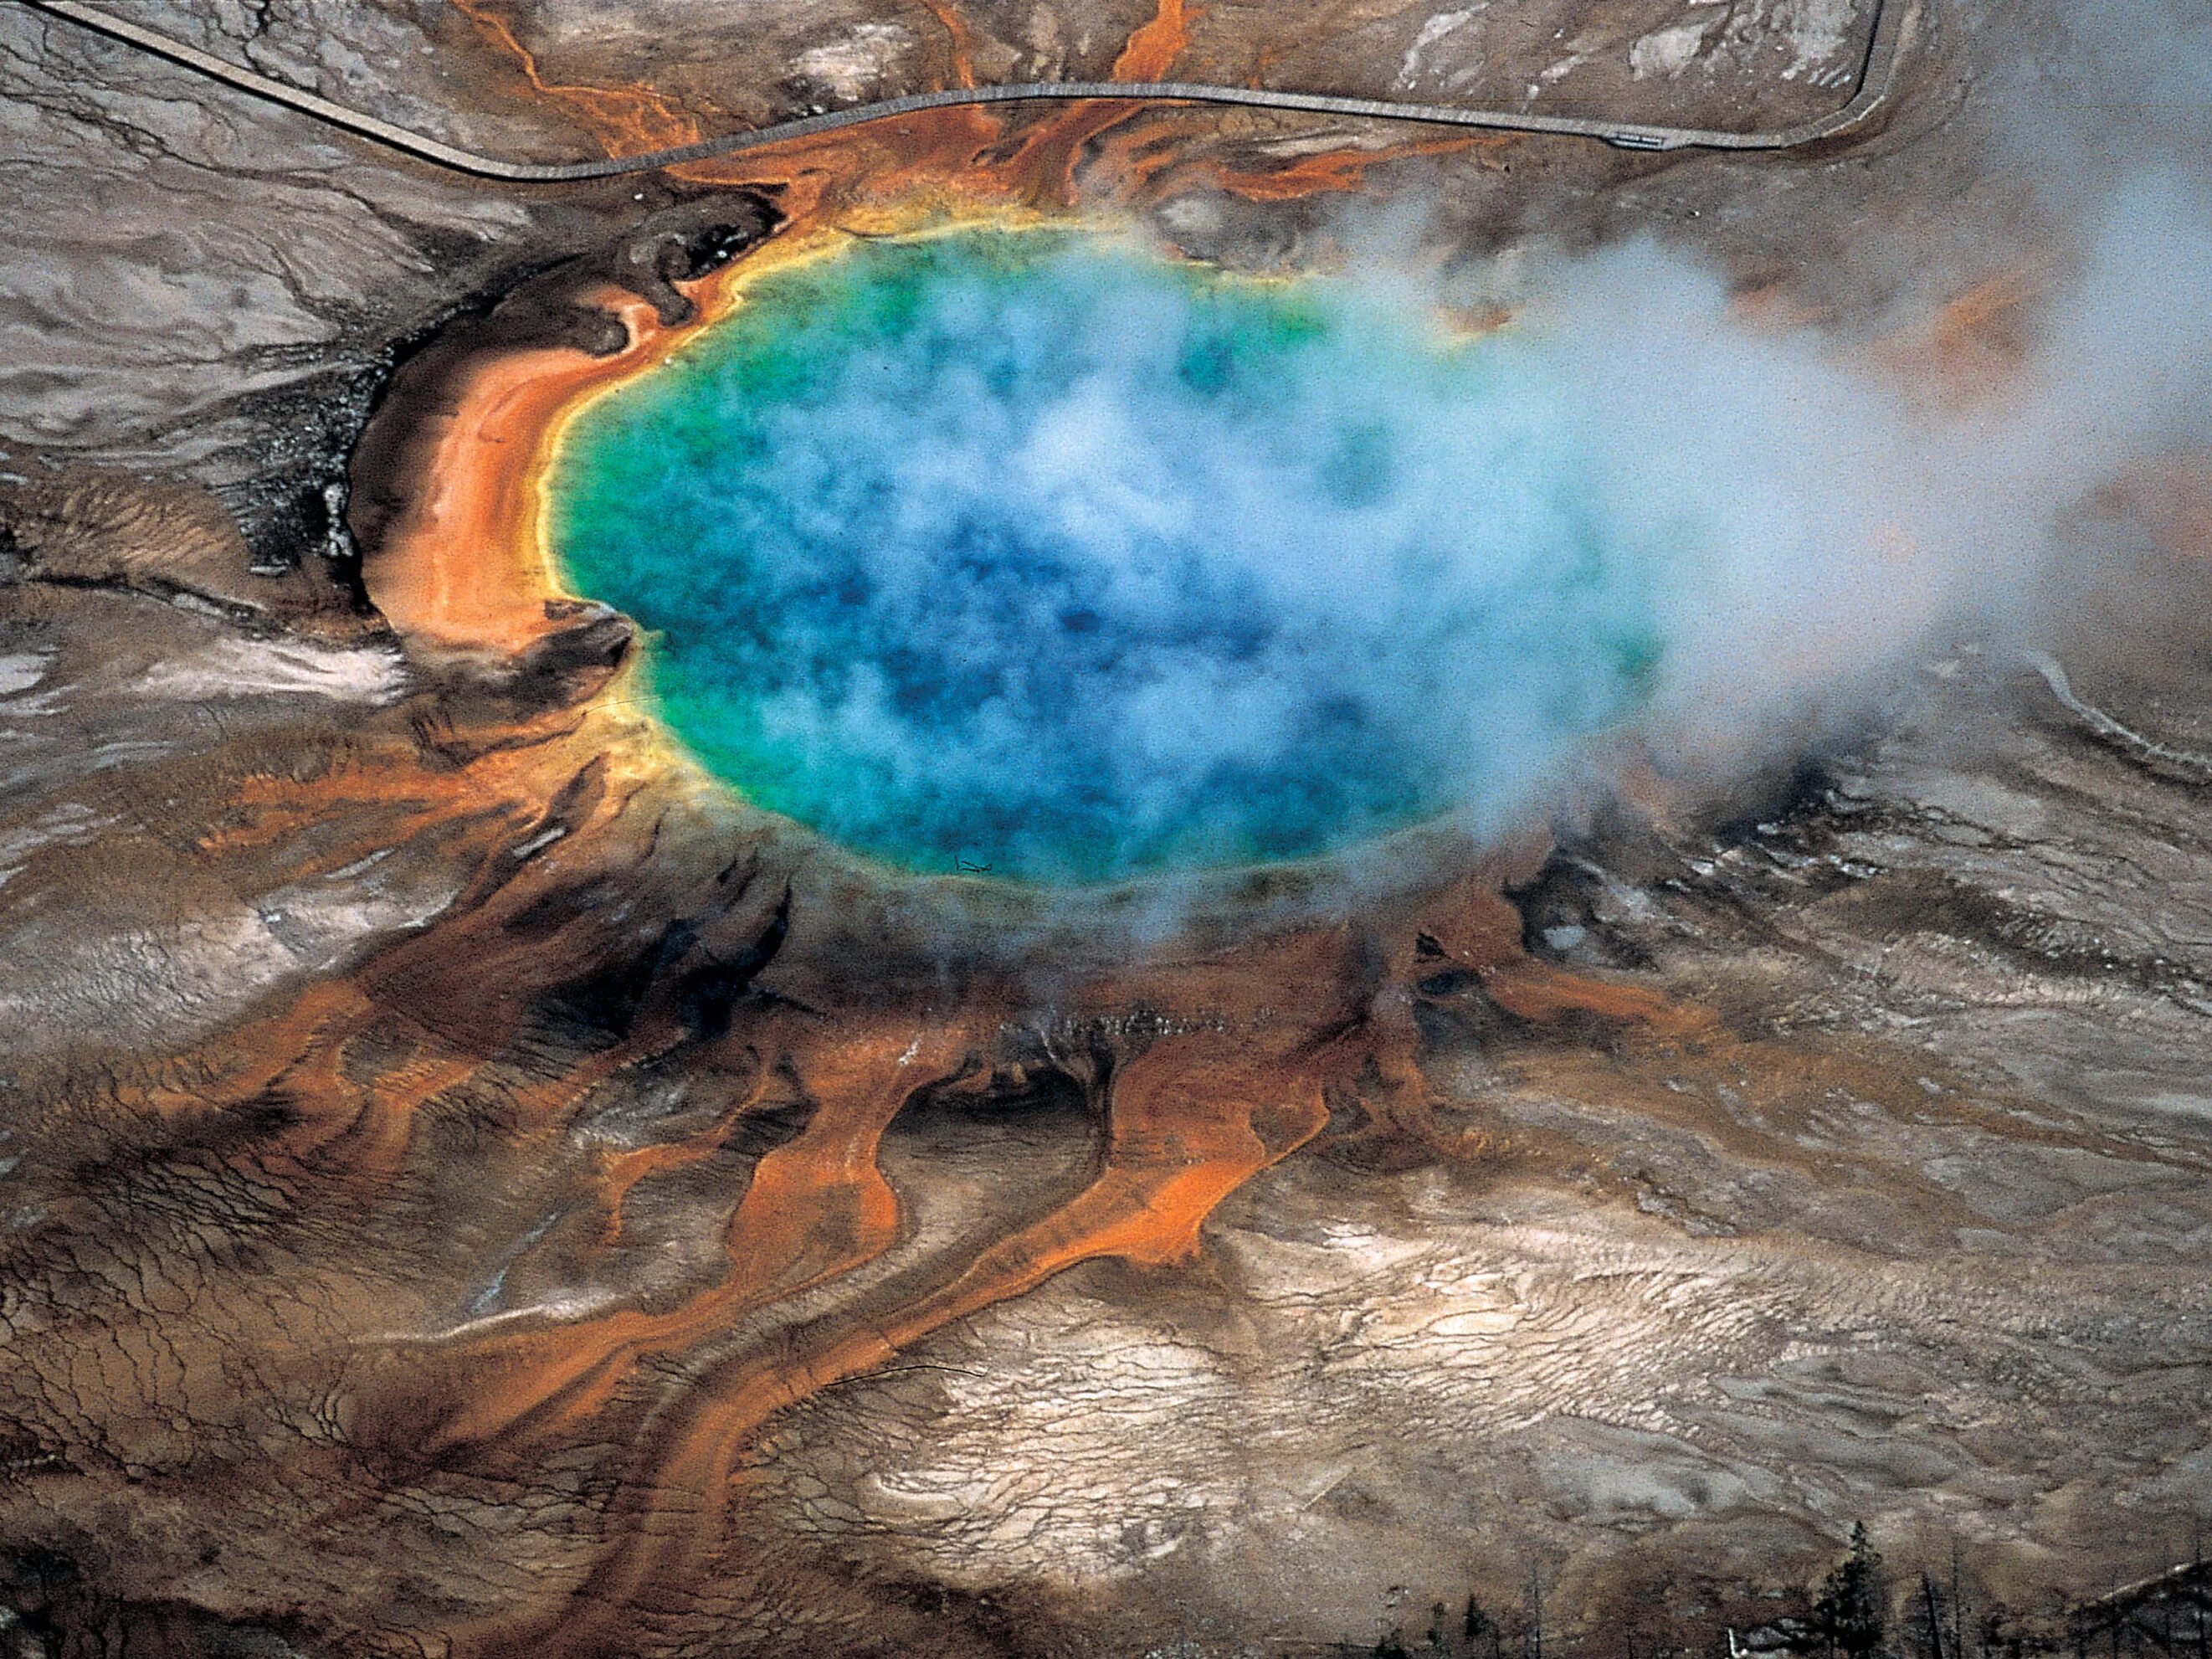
xmin=547 ymin=228 xmax=1668 ymax=886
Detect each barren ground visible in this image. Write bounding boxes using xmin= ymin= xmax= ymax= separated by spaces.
xmin=3 ymin=2 xmax=2209 ymax=1656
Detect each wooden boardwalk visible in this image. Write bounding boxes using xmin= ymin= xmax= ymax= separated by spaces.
xmin=11 ymin=0 xmax=1906 ymax=182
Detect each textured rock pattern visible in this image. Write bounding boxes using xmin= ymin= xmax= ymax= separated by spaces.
xmin=768 ymin=660 xmax=2212 ymax=1647
xmin=0 ymin=0 xmax=2209 ymax=1656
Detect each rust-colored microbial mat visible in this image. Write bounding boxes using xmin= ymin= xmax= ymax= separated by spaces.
xmin=114 ymin=12 xmax=1712 ymax=1642
xmin=12 ymin=3 xmax=2212 ymax=1656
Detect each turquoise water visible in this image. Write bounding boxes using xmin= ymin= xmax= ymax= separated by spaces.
xmin=548 ymin=229 xmax=1664 ymax=886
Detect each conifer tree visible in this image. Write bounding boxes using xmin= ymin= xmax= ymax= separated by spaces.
xmin=1467 ymin=1595 xmax=1496 ymax=1651
xmin=1811 ymin=1524 xmax=1888 ymax=1659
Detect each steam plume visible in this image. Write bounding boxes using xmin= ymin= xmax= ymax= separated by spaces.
xmin=553 ymin=6 xmax=2212 ymax=884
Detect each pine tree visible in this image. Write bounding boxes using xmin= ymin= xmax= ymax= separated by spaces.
xmin=1811 ymin=1524 xmax=1888 ymax=1659
xmin=1466 ymin=1595 xmax=1496 ymax=1651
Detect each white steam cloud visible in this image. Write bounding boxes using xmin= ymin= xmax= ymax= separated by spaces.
xmin=1511 ymin=164 xmax=2212 ymax=783
xmin=559 ymin=3 xmax=2212 ymax=889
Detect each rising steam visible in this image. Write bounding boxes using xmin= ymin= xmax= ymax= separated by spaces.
xmin=555 ymin=230 xmax=1674 ymax=883
xmin=551 ymin=8 xmax=2212 ymax=886
xmin=1513 ymin=163 xmax=2212 ymax=774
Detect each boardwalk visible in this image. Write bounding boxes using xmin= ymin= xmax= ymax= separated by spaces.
xmin=12 ymin=0 xmax=1905 ymax=182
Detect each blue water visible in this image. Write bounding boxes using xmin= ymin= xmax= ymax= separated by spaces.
xmin=547 ymin=229 xmax=1663 ymax=885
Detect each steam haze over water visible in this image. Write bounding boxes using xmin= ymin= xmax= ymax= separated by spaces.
xmin=551 ymin=167 xmax=2212 ymax=886
xmin=552 ymin=229 xmax=1669 ymax=884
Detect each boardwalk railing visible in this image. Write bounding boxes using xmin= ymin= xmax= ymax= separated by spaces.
xmin=10 ymin=0 xmax=1906 ymax=182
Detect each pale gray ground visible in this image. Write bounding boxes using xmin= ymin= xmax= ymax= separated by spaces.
xmin=762 ymin=655 xmax=2212 ymax=1650
xmin=1 ymin=1 xmax=2209 ymax=1655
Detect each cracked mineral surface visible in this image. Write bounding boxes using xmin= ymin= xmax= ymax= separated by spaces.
xmin=2 ymin=0 xmax=2210 ymax=1656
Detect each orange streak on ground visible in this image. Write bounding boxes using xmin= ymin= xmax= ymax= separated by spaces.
xmin=148 ymin=722 xmax=675 ymax=1179
xmin=1112 ymin=0 xmax=1194 ymax=80
xmin=363 ymin=290 xmax=677 ymax=653
xmin=1414 ymin=881 xmax=1718 ymax=1040
xmin=1865 ymin=264 xmax=2047 ymax=408
xmin=682 ymin=0 xmax=1199 ymax=214
xmin=490 ymin=1019 xmax=1333 ymax=1658
xmin=1933 ymin=270 xmax=2039 ymax=351
xmin=451 ymin=0 xmax=700 ymax=156
xmin=409 ymin=1020 xmax=970 ymax=1454
xmin=1916 ymin=270 xmax=2040 ymax=400
xmin=131 ymin=978 xmax=371 ymax=1123
xmin=680 ymin=107 xmax=1011 ymax=216
xmin=983 ymin=0 xmax=1197 ymax=197
xmin=1728 ymin=280 xmax=1834 ymax=332
xmin=595 ymin=1069 xmax=772 ymax=1244
xmin=1484 ymin=957 xmax=1717 ymax=1038
xmin=912 ymin=0 xmax=981 ymax=88
xmin=372 ymin=0 xmax=1535 ymax=667
xmin=134 ymin=730 xmax=585 ymax=1126
xmin=195 ymin=749 xmax=512 ymax=859
xmin=311 ymin=20 xmax=1804 ymax=1651
xmin=327 ymin=1053 xmax=482 ymax=1176
xmin=133 ymin=978 xmax=484 ymax=1184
